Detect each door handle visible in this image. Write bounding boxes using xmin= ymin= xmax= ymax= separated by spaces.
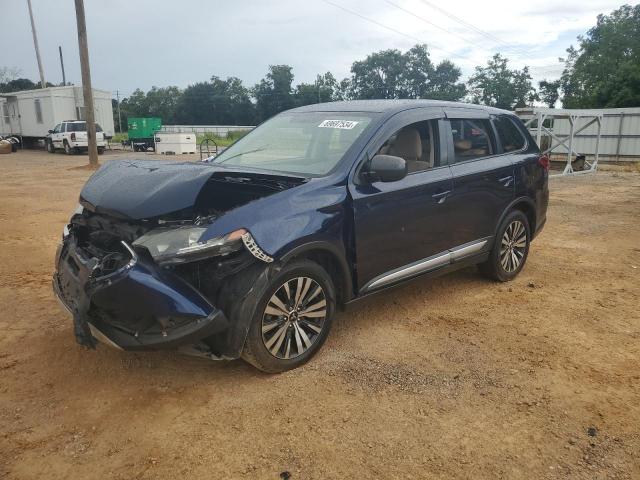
xmin=432 ymin=190 xmax=451 ymax=204
xmin=499 ymin=175 xmax=514 ymax=187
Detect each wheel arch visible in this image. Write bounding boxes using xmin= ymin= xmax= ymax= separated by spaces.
xmin=280 ymin=242 xmax=353 ymax=304
xmin=496 ymin=197 xmax=536 ymax=238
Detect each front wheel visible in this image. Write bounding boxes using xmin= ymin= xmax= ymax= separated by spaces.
xmin=97 ymin=147 xmax=105 ymax=155
xmin=480 ymin=210 xmax=530 ymax=282
xmin=63 ymin=141 xmax=73 ymax=155
xmin=47 ymin=140 xmax=55 ymax=153
xmin=241 ymin=259 xmax=335 ymax=373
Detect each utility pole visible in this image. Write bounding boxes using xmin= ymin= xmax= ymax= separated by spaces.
xmin=74 ymin=0 xmax=98 ymax=166
xmin=26 ymin=0 xmax=46 ymax=88
xmin=58 ymin=46 xmax=66 ymax=85
xmin=116 ymin=90 xmax=122 ymax=133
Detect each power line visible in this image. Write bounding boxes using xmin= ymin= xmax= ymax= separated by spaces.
xmin=417 ymin=0 xmax=531 ymax=57
xmin=383 ymin=0 xmax=484 ymax=49
xmin=319 ymin=0 xmax=471 ymax=62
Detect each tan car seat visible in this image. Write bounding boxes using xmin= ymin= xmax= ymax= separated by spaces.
xmin=383 ymin=128 xmax=426 ymax=173
xmin=455 ymin=138 xmax=488 ymax=158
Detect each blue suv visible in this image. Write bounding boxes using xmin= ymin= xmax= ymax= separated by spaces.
xmin=53 ymin=100 xmax=549 ymax=372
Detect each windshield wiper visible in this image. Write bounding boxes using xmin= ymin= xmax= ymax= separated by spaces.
xmin=215 ymin=145 xmax=269 ymax=164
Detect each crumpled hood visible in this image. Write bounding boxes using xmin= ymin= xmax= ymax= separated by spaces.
xmin=80 ymin=160 xmax=216 ymax=219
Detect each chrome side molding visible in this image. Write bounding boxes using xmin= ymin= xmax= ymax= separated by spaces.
xmin=362 ymin=238 xmax=489 ymax=292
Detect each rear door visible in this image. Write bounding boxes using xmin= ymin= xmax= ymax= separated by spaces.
xmin=349 ymin=109 xmax=455 ymax=292
xmin=444 ymin=109 xmax=515 ymax=247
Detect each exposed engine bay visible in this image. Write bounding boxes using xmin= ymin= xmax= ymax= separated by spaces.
xmin=54 ymin=164 xmax=307 ymax=359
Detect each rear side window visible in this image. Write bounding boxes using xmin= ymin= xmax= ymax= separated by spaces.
xmin=493 ymin=116 xmax=526 ymax=152
xmin=449 ymin=119 xmax=494 ymax=162
xmin=67 ymin=122 xmax=86 ymax=132
xmin=66 ymin=122 xmax=103 ymax=132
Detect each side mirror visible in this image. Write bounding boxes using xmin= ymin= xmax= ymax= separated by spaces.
xmin=48 ymin=130 xmax=54 ymax=134
xmin=365 ymin=154 xmax=407 ymax=183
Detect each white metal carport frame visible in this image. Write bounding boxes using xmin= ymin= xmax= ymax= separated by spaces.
xmin=519 ymin=108 xmax=603 ymax=176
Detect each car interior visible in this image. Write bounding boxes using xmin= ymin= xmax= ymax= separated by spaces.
xmin=377 ymin=120 xmax=436 ymax=173
xmin=451 ymin=119 xmax=494 ymax=161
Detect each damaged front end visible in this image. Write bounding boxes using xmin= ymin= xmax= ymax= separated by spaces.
xmin=53 ymin=161 xmax=302 ymax=359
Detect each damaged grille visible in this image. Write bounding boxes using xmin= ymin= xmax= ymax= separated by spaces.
xmin=70 ymin=212 xmax=149 ymax=276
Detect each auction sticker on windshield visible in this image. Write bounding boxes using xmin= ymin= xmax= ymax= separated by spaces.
xmin=318 ymin=120 xmax=359 ymax=129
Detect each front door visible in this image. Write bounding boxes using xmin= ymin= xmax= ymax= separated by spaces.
xmin=52 ymin=123 xmax=64 ymax=147
xmin=350 ymin=112 xmax=455 ymax=292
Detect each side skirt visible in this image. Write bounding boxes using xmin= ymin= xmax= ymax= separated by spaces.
xmin=344 ymin=251 xmax=489 ymax=309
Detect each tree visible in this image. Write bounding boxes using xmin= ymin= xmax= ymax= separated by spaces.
xmin=428 ymin=60 xmax=466 ymax=101
xmin=538 ymin=80 xmax=561 ymax=108
xmin=0 ymin=66 xmax=20 ymax=85
xmin=348 ymin=44 xmax=465 ymax=100
xmin=294 ymin=72 xmax=342 ymax=107
xmin=560 ymin=4 xmax=640 ymax=108
xmin=144 ymin=86 xmax=181 ymax=124
xmin=254 ymin=65 xmax=295 ymax=121
xmin=350 ymin=48 xmax=407 ymax=99
xmin=468 ymin=54 xmax=536 ymax=109
xmin=0 ymin=78 xmax=38 ymax=93
xmin=119 ymin=86 xmax=181 ymax=124
xmin=175 ymin=76 xmax=255 ymax=125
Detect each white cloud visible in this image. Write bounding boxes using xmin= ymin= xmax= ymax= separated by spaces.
xmin=0 ymin=0 xmax=624 ymax=94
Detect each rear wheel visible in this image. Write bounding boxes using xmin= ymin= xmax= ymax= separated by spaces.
xmin=480 ymin=210 xmax=530 ymax=282
xmin=241 ymin=259 xmax=335 ymax=373
xmin=97 ymin=147 xmax=105 ymax=155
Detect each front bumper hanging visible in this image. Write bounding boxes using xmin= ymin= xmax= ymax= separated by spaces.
xmin=53 ymin=236 xmax=229 ymax=351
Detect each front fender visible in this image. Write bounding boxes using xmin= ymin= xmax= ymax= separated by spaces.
xmin=199 ymin=182 xmax=350 ymax=262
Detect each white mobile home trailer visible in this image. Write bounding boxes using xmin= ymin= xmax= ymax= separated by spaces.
xmin=0 ymin=86 xmax=114 ymax=141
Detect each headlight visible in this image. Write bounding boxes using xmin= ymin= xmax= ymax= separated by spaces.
xmin=133 ymin=227 xmax=246 ymax=264
xmin=63 ymin=203 xmax=84 ymax=238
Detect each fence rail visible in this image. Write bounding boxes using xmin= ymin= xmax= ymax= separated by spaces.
xmin=159 ymin=125 xmax=255 ymax=137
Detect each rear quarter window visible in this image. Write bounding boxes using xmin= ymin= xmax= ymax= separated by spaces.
xmin=493 ymin=116 xmax=526 ymax=152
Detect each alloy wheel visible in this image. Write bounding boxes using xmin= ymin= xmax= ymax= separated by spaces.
xmin=261 ymin=277 xmax=327 ymax=359
xmin=500 ymin=220 xmax=527 ymax=273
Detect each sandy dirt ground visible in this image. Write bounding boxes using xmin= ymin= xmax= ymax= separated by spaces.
xmin=1 ymin=149 xmax=639 ymax=480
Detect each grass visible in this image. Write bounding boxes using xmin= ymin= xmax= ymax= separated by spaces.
xmin=196 ymin=130 xmax=249 ymax=147
xmin=110 ymin=132 xmax=128 ymax=143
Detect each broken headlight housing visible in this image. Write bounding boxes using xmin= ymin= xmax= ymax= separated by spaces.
xmin=133 ymin=227 xmax=246 ymax=264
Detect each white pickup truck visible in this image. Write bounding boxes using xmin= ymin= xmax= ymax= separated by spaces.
xmin=46 ymin=120 xmax=106 ymax=155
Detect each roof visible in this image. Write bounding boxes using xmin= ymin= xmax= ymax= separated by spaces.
xmin=289 ymin=99 xmax=510 ymax=115
xmin=0 ymin=85 xmax=111 ymax=98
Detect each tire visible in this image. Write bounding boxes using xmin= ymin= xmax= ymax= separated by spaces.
xmin=97 ymin=147 xmax=105 ymax=155
xmin=480 ymin=210 xmax=530 ymax=282
xmin=63 ymin=141 xmax=73 ymax=155
xmin=241 ymin=259 xmax=336 ymax=373
xmin=47 ymin=140 xmax=55 ymax=153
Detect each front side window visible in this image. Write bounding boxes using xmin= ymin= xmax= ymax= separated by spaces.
xmin=376 ymin=120 xmax=440 ymax=173
xmin=213 ymin=112 xmax=376 ymax=176
xmin=493 ymin=116 xmax=526 ymax=152
xmin=450 ymin=119 xmax=495 ymax=162
xmin=53 ymin=124 xmax=62 ymax=133
xmin=34 ymin=99 xmax=43 ymax=124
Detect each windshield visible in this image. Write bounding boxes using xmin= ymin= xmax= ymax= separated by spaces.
xmin=213 ymin=112 xmax=375 ymax=176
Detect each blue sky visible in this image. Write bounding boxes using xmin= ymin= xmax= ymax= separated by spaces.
xmin=0 ymin=0 xmax=625 ymax=98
